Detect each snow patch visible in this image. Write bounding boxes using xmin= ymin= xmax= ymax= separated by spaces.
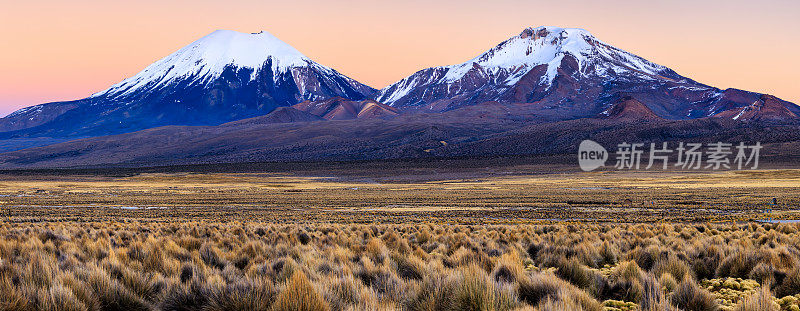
xmin=6 ymin=104 xmax=44 ymax=118
xmin=732 ymin=108 xmax=747 ymax=120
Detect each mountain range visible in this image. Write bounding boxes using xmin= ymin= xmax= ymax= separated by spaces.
xmin=0 ymin=27 xmax=798 ymax=168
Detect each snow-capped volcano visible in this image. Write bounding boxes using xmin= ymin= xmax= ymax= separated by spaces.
xmin=376 ymin=26 xmax=713 ymax=118
xmin=0 ymin=30 xmax=375 ymax=138
xmin=94 ymin=30 xmax=361 ymax=100
xmin=440 ymin=26 xmax=669 ymax=87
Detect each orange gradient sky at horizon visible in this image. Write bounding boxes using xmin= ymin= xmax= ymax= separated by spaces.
xmin=1 ymin=0 xmax=798 ymax=117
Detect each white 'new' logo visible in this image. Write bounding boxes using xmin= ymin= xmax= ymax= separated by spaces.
xmin=578 ymin=140 xmax=608 ymax=171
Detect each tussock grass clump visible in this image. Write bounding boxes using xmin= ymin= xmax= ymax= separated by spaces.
xmin=200 ymin=243 xmax=229 ymax=270
xmin=272 ymin=271 xmax=330 ymax=311
xmin=323 ymin=274 xmax=381 ymax=310
xmin=84 ymin=266 xmax=152 ymax=311
xmin=492 ymin=252 xmax=526 ymax=284
xmin=672 ymin=277 xmax=720 ymax=311
xmin=35 ymin=284 xmax=89 ymax=311
xmin=518 ymin=272 xmax=601 ymax=311
xmin=406 ymin=274 xmax=454 ymax=310
xmin=653 ymin=255 xmax=693 ymax=282
xmin=734 ymin=286 xmax=779 ymax=311
xmin=451 ymin=264 xmax=517 ymax=311
xmin=776 ymin=269 xmax=800 ymax=298
xmin=159 ymin=282 xmax=209 ymax=311
xmin=205 ymin=278 xmax=276 ymax=311
xmin=639 ymin=273 xmax=669 ymax=311
xmin=391 ymin=252 xmax=426 ymax=281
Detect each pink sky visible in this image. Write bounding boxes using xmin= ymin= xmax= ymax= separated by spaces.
xmin=1 ymin=0 xmax=798 ymax=116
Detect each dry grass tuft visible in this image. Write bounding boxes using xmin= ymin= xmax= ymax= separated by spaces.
xmin=734 ymin=286 xmax=779 ymax=311
xmin=672 ymin=277 xmax=720 ymax=311
xmin=272 ymin=271 xmax=330 ymax=311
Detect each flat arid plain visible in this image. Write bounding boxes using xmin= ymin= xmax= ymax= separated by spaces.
xmin=1 ymin=163 xmax=799 ymax=310
xmin=1 ymin=167 xmax=799 ymax=223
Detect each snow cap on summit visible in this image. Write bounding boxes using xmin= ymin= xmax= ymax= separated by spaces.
xmin=441 ymin=26 xmax=666 ymax=83
xmin=93 ymin=29 xmax=314 ymax=98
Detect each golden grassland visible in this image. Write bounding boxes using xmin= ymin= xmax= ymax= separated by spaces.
xmin=2 ymin=221 xmax=800 ymax=310
xmin=0 ymin=169 xmax=798 ymax=310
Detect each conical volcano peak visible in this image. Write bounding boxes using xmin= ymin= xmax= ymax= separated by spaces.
xmin=0 ymin=29 xmax=376 ymax=138
xmin=92 ymin=29 xmax=317 ymax=99
xmin=377 ymin=26 xmax=683 ymax=108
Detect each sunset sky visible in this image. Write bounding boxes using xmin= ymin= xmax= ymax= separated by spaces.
xmin=1 ymin=0 xmax=798 ymax=116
